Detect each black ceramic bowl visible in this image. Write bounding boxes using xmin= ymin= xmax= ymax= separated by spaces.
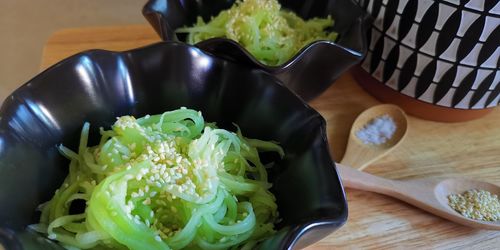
xmin=0 ymin=42 xmax=347 ymax=249
xmin=143 ymin=0 xmax=370 ymax=101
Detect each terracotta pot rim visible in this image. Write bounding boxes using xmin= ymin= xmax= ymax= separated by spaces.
xmin=352 ymin=67 xmax=495 ymax=123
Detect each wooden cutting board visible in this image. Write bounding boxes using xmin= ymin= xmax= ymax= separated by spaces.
xmin=40 ymin=24 xmax=500 ymax=249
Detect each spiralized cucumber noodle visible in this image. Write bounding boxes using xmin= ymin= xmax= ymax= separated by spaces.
xmin=176 ymin=0 xmax=339 ymax=66
xmin=30 ymin=107 xmax=283 ymax=249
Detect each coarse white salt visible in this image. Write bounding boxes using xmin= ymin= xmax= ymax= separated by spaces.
xmin=356 ymin=114 xmax=396 ymax=145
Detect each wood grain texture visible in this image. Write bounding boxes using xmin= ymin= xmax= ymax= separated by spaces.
xmin=40 ymin=25 xmax=500 ymax=249
xmin=40 ymin=25 xmax=159 ymax=69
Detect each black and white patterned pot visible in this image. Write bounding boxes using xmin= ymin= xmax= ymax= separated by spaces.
xmin=357 ymin=0 xmax=499 ymax=110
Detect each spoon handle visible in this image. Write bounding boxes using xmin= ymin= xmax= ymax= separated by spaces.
xmin=336 ymin=163 xmax=435 ymax=213
xmin=336 ymin=163 xmax=401 ymax=197
xmin=336 ymin=164 xmax=500 ymax=230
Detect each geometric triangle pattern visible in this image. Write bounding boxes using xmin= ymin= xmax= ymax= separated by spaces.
xmin=357 ymin=0 xmax=500 ymax=109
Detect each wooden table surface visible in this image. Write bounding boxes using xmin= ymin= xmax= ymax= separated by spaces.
xmin=39 ymin=24 xmax=500 ymax=249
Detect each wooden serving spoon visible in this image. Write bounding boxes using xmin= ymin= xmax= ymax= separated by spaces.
xmin=340 ymin=104 xmax=408 ymax=170
xmin=337 ymin=163 xmax=500 ymax=230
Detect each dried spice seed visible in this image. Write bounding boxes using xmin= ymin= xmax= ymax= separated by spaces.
xmin=448 ymin=189 xmax=500 ymax=222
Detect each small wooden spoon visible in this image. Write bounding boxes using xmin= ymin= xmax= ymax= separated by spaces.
xmin=337 ymin=163 xmax=500 ymax=230
xmin=341 ymin=104 xmax=408 ymax=170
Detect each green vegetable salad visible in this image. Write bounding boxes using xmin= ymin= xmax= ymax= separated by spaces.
xmin=31 ymin=108 xmax=283 ymax=249
xmin=176 ymin=0 xmax=338 ymax=66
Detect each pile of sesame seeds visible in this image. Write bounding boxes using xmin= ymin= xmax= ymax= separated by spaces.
xmin=97 ymin=114 xmax=224 ymax=240
xmin=225 ymin=0 xmax=285 ymax=43
xmin=448 ymin=189 xmax=500 ymax=222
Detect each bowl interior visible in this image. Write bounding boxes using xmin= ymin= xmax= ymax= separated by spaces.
xmin=144 ymin=0 xmax=367 ymax=54
xmin=0 ymin=42 xmax=347 ymax=249
xmin=143 ymin=0 xmax=370 ymax=101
